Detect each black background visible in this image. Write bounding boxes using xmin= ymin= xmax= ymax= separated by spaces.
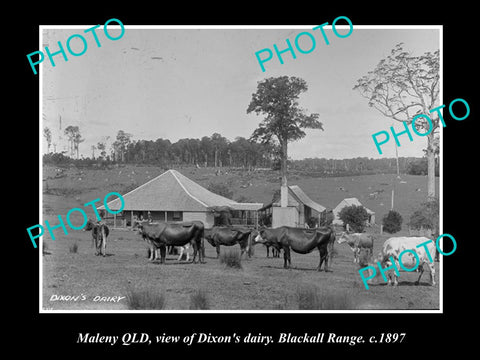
xmin=14 ymin=2 xmax=475 ymax=355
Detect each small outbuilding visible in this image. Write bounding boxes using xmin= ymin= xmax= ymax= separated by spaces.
xmin=258 ymin=185 xmax=327 ymax=228
xmin=332 ymin=197 xmax=375 ymax=226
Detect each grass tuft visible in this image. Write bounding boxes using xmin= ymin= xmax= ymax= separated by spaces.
xmin=69 ymin=242 xmax=78 ymax=254
xmin=219 ymin=249 xmax=242 ymax=269
xmin=296 ymin=286 xmax=355 ymax=310
xmin=126 ymin=288 xmax=167 ymax=310
xmin=189 ymin=289 xmax=210 ymax=310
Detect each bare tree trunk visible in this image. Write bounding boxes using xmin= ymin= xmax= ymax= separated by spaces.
xmin=426 ymin=133 xmax=436 ymax=200
xmin=280 ymin=140 xmax=288 ymax=207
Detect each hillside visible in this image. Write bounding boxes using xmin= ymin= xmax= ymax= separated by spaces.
xmin=43 ymin=164 xmax=439 ymax=225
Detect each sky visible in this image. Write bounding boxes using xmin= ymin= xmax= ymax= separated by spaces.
xmin=41 ymin=25 xmax=441 ymax=160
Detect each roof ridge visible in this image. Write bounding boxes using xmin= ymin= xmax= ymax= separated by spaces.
xmin=169 ymin=169 xmax=209 ymax=208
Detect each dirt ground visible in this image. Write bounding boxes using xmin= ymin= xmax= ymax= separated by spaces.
xmin=41 ymin=226 xmax=440 ymax=311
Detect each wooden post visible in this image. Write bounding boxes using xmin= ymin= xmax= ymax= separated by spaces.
xmin=113 ymin=212 xmax=116 ymax=229
xmin=130 ymin=211 xmax=133 ymax=228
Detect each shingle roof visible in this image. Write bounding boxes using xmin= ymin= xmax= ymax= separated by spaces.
xmin=98 ymin=169 xmax=261 ymax=212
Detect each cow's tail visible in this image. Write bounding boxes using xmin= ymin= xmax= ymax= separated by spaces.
xmin=328 ymin=229 xmax=336 ymax=263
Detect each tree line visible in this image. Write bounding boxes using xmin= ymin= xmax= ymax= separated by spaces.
xmin=43 ymin=128 xmax=278 ymax=169
xmin=43 ymin=126 xmax=432 ymax=176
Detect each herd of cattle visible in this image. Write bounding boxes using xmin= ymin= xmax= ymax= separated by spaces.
xmin=83 ymin=220 xmax=437 ymax=288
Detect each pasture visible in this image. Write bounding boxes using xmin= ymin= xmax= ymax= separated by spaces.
xmin=41 ymin=164 xmax=440 ymax=311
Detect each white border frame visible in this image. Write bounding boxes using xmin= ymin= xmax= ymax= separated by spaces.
xmin=38 ymin=24 xmax=443 ymax=314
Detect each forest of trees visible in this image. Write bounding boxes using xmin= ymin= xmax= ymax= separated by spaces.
xmin=43 ymin=127 xmax=437 ymax=177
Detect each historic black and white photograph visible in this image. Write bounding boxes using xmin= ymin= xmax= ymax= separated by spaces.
xmin=39 ymin=25 xmax=442 ymax=312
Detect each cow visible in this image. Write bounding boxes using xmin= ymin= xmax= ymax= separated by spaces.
xmin=255 ymin=226 xmax=335 ymax=271
xmin=361 ymin=236 xmax=436 ymax=288
xmin=134 ymin=221 xmax=204 ymax=264
xmin=204 ymin=226 xmax=253 ymax=258
xmin=84 ymin=219 xmax=110 ymax=257
xmin=337 ymin=232 xmax=374 ymax=264
xmin=175 ymin=244 xmax=191 ymax=261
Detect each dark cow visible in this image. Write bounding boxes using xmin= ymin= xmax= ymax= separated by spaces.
xmin=135 ymin=221 xmax=204 ymax=264
xmin=85 ymin=219 xmax=110 ymax=256
xmin=204 ymin=226 xmax=253 ymax=258
xmin=255 ymin=226 xmax=335 ymax=271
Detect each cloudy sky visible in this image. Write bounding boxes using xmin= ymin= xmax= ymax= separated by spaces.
xmin=41 ymin=25 xmax=441 ymax=160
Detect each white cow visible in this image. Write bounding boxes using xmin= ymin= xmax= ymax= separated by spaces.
xmin=365 ymin=236 xmax=436 ymax=287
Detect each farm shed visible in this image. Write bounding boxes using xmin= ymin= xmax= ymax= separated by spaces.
xmin=332 ymin=197 xmax=375 ymax=226
xmin=258 ymin=185 xmax=327 ymax=228
xmin=97 ymin=169 xmax=262 ymax=228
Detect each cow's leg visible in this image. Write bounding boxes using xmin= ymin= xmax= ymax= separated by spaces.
xmin=427 ymin=261 xmax=435 ymax=286
xmin=101 ymin=231 xmax=106 ymax=257
xmin=392 ymin=259 xmax=400 ymax=286
xmin=266 ymin=246 xmax=270 ymax=258
xmin=192 ymin=241 xmax=199 ymax=264
xmin=216 ymin=245 xmax=221 ymax=258
xmin=283 ymin=246 xmax=291 ymax=269
xmin=177 ymin=247 xmax=184 ymax=261
xmin=318 ymin=247 xmax=329 ymax=271
xmin=414 ymin=263 xmax=425 ymax=285
xmin=185 ymin=245 xmax=191 ymax=262
xmin=240 ymin=243 xmax=246 ymax=258
xmin=159 ymin=245 xmax=167 ymax=264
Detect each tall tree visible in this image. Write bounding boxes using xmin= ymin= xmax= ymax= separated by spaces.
xmin=64 ymin=125 xmax=83 ymax=158
xmin=247 ymin=76 xmax=322 ymax=201
xmin=353 ymin=43 xmax=440 ymax=199
xmin=97 ymin=141 xmax=107 ymax=160
xmin=43 ymin=126 xmax=52 ymax=153
xmin=73 ymin=132 xmax=84 ymax=159
xmin=112 ymin=130 xmax=132 ymax=162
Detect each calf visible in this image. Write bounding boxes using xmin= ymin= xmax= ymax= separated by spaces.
xmin=337 ymin=232 xmax=374 ymax=264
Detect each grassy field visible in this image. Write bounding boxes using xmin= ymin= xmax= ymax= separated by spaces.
xmin=41 ymin=164 xmax=440 ymax=311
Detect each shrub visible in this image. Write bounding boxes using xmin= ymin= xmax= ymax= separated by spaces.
xmin=296 ymin=286 xmax=354 ymax=310
xmin=382 ymin=210 xmax=403 ymax=233
xmin=126 ymin=288 xmax=167 ymax=310
xmin=338 ymin=205 xmax=369 ymax=232
xmin=220 ymin=249 xmax=242 ymax=269
xmin=189 ymin=289 xmax=210 ymax=310
xmin=408 ymin=199 xmax=439 ymax=235
xmin=69 ymin=242 xmax=78 ymax=253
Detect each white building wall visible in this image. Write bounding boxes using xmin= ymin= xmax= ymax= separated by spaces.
xmin=183 ymin=211 xmax=215 ymax=228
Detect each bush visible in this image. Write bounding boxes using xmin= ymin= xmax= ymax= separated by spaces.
xmin=338 ymin=205 xmax=369 ymax=232
xmin=126 ymin=288 xmax=166 ymax=310
xmin=296 ymin=286 xmax=354 ymax=310
xmin=408 ymin=199 xmax=439 ymax=235
xmin=69 ymin=242 xmax=78 ymax=253
xmin=220 ymin=249 xmax=242 ymax=269
xmin=189 ymin=289 xmax=210 ymax=310
xmin=382 ymin=210 xmax=403 ymax=233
